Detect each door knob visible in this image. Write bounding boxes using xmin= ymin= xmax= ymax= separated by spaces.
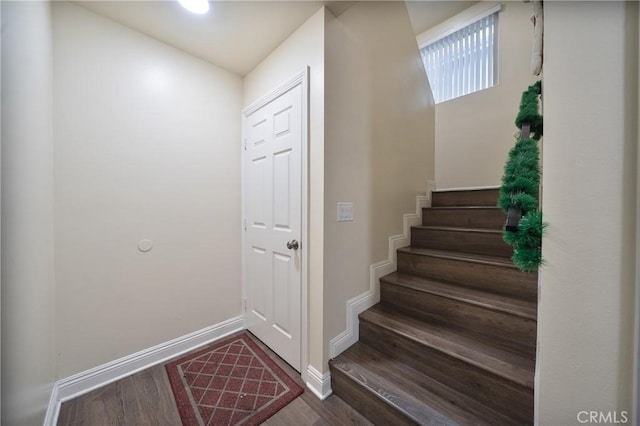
xmin=286 ymin=240 xmax=299 ymax=250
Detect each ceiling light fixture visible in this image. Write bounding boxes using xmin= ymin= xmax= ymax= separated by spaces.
xmin=178 ymin=0 xmax=209 ymax=15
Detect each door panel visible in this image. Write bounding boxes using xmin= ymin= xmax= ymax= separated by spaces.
xmin=243 ymin=82 xmax=302 ymax=371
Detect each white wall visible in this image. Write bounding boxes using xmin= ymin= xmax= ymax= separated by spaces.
xmin=434 ymin=2 xmax=537 ymax=189
xmin=53 ymin=2 xmax=243 ymax=378
xmin=324 ymin=1 xmax=435 ymax=365
xmin=1 ymin=1 xmax=56 ymax=424
xmin=243 ymin=7 xmax=326 ymax=373
xmin=538 ymin=2 xmax=637 ymax=424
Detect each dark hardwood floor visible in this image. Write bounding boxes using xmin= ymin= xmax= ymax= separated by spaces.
xmin=57 ymin=332 xmax=372 ymax=426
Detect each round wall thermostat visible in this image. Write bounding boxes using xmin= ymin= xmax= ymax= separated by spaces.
xmin=138 ymin=239 xmax=153 ymax=252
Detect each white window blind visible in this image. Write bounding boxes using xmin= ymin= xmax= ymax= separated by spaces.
xmin=420 ymin=12 xmax=498 ymax=104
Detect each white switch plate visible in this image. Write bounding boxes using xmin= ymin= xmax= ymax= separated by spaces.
xmin=337 ymin=202 xmax=353 ymax=222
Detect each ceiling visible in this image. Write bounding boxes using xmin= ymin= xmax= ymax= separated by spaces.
xmin=77 ymin=1 xmax=476 ymax=77
xmin=405 ymin=1 xmax=478 ymax=36
xmin=77 ymin=1 xmax=325 ymax=76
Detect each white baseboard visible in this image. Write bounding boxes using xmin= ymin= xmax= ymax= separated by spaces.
xmin=43 ymin=384 xmax=59 ymax=426
xmin=305 ymin=365 xmax=332 ymax=400
xmin=328 ymin=181 xmax=436 ymax=359
xmin=44 ymin=316 xmax=244 ymax=426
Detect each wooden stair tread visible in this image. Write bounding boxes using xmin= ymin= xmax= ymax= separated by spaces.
xmin=398 ymin=247 xmax=519 ymax=269
xmin=434 ymin=188 xmax=499 ymax=193
xmin=331 ymin=343 xmax=516 ymax=426
xmin=413 ymin=225 xmax=503 ymax=234
xmin=431 ymin=188 xmax=500 ymax=207
xmin=428 ymin=206 xmax=501 ymax=211
xmin=422 ymin=207 xmax=506 ymax=230
xmin=333 ymin=187 xmax=535 ymax=424
xmin=360 ymin=306 xmax=535 ymax=388
xmin=381 ymin=272 xmax=536 ymax=320
xmin=411 ymin=225 xmax=512 ymax=258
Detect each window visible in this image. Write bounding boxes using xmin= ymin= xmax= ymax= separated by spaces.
xmin=419 ymin=11 xmax=498 ymax=104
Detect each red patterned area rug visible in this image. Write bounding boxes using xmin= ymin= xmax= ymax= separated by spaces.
xmin=165 ymin=332 xmax=303 ymax=426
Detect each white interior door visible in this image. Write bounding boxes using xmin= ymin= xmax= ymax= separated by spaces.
xmin=242 ymin=77 xmax=303 ymax=371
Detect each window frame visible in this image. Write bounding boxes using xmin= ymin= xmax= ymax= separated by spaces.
xmin=417 ymin=2 xmax=502 ymax=104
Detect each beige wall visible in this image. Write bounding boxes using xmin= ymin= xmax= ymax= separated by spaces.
xmin=243 ymin=7 xmax=326 ymax=373
xmin=1 ymin=1 xmax=56 ymax=423
xmin=538 ymin=2 xmax=637 ymax=424
xmin=324 ymin=1 xmax=435 ymax=365
xmin=53 ymin=2 xmax=243 ymax=378
xmin=434 ymin=2 xmax=537 ymax=189
xmin=243 ymin=3 xmax=435 ymax=372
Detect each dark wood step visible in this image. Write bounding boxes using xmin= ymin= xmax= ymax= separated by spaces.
xmin=411 ymin=226 xmax=512 ymax=258
xmin=422 ymin=206 xmax=505 ymax=229
xmin=380 ymin=272 xmax=536 ymax=356
xmin=360 ymin=306 xmax=535 ymax=388
xmin=330 ymin=343 xmax=518 ymax=426
xmin=431 ymin=189 xmax=499 ymax=208
xmin=397 ymin=247 xmax=537 ymax=302
xmin=359 ymin=306 xmax=534 ymax=424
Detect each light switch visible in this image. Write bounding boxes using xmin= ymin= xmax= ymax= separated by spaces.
xmin=337 ymin=202 xmax=353 ymax=222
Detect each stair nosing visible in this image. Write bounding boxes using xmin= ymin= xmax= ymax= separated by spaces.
xmin=360 ymin=307 xmax=535 ymax=389
xmin=398 ymin=247 xmax=519 ymax=269
xmin=380 ymin=272 xmax=536 ymax=320
xmin=413 ymin=225 xmax=504 ymax=234
xmin=426 ymin=206 xmax=502 ymax=211
xmin=433 ymin=188 xmax=500 ymax=193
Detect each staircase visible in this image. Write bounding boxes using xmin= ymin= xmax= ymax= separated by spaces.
xmin=329 ymin=188 xmax=537 ymax=425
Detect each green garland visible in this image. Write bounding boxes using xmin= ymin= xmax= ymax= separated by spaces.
xmin=499 ymin=81 xmax=545 ymax=272
xmin=514 ymin=80 xmax=543 ymax=140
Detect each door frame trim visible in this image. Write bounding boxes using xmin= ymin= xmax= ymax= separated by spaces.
xmin=240 ymin=68 xmax=310 ymax=381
